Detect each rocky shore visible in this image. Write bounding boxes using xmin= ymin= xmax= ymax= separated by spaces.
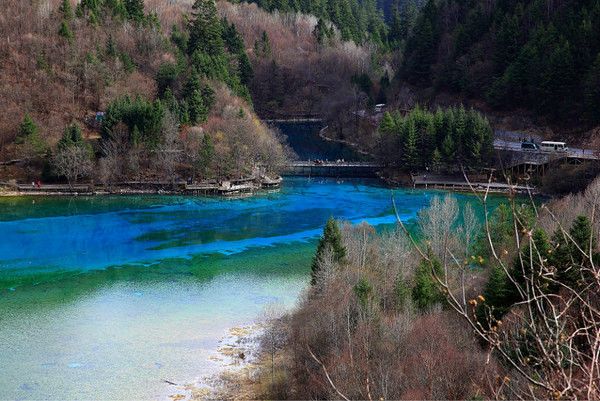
xmin=164 ymin=325 xmax=265 ymax=401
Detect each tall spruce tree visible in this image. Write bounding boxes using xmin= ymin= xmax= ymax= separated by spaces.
xmin=197 ymin=134 xmax=214 ymax=178
xmin=403 ymin=119 xmax=419 ymax=170
xmin=412 ymin=258 xmax=444 ymax=310
xmin=59 ymin=0 xmax=74 ymax=20
xmin=188 ymin=0 xmax=224 ymax=57
xmin=124 ymin=0 xmax=145 ymax=22
xmin=58 ymin=123 xmax=84 ymax=150
xmin=311 ymin=218 xmax=346 ymax=285
xmin=17 ymin=114 xmax=38 ymax=142
xmin=58 ymin=20 xmax=74 ymax=42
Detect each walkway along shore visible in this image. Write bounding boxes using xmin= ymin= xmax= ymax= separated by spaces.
xmin=0 ymin=175 xmax=283 ymax=197
xmin=410 ymin=173 xmax=537 ymax=194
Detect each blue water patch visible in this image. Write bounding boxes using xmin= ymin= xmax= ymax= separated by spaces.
xmin=0 ymin=176 xmax=503 ymax=401
xmin=0 ymin=178 xmax=427 ymax=275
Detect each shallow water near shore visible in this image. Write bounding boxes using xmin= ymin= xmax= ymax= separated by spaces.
xmin=0 ymin=177 xmax=504 ymax=400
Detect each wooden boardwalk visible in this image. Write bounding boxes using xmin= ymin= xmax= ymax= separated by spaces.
xmin=412 ymin=175 xmax=535 ymax=194
xmin=14 ymin=183 xmax=93 ymax=194
xmin=2 ymin=176 xmax=283 ymax=197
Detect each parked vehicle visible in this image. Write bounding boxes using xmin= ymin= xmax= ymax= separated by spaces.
xmin=540 ymin=141 xmax=568 ymax=152
xmin=521 ymin=141 xmax=539 ymax=151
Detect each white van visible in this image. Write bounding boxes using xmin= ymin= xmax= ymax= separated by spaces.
xmin=540 ymin=141 xmax=568 ymax=152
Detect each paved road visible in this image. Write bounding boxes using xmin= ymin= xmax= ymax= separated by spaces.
xmin=493 ymin=132 xmax=596 ymax=160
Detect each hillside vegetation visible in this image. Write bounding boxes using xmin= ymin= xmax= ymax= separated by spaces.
xmin=243 ymin=181 xmax=600 ymax=400
xmin=0 ymin=0 xmax=289 ymax=183
xmin=400 ymin=0 xmax=600 ymax=127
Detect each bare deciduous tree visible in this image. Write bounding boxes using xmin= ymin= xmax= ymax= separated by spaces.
xmin=153 ymin=111 xmax=182 ymax=186
xmin=53 ymin=145 xmax=93 ymax=187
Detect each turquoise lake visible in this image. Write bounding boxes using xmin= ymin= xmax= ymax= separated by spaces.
xmin=0 ymin=176 xmax=502 ymax=400
xmin=0 ymin=110 xmax=510 ymax=400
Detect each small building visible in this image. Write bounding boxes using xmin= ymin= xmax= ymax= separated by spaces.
xmin=374 ymin=104 xmax=386 ymax=113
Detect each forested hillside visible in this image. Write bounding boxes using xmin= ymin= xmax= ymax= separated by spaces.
xmin=401 ymin=0 xmax=600 ymax=126
xmin=219 ymin=1 xmax=374 ymax=118
xmin=0 ymin=0 xmax=289 ymax=183
xmin=245 ymin=0 xmax=387 ymax=44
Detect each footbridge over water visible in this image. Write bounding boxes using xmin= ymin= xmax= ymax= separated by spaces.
xmin=283 ymin=161 xmax=384 ymax=177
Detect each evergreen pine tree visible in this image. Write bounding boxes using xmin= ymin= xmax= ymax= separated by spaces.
xmin=465 ymin=111 xmax=482 ymax=166
xmin=161 ymin=88 xmax=180 ymax=119
xmin=430 ymin=148 xmax=442 ymax=172
xmin=124 ymin=0 xmax=145 ymax=23
xmin=131 ymin=125 xmax=141 ymax=145
xmin=570 ymin=215 xmax=595 ymax=259
xmin=200 ymin=84 xmax=216 ymax=110
xmin=170 ymin=24 xmax=189 ymax=53
xmin=433 ymin=107 xmax=444 ymax=144
xmin=16 ymin=113 xmax=46 ymax=153
xmin=59 ymin=0 xmax=74 ymax=20
xmin=379 ymin=112 xmax=396 ymax=135
xmin=479 ymin=265 xmax=518 ymax=321
xmin=179 ymin=101 xmax=191 ymax=125
xmin=554 ymin=215 xmax=597 ymax=289
xmin=188 ymin=0 xmax=224 ymax=57
xmin=442 ymin=134 xmax=455 ymax=163
xmin=313 ymin=18 xmax=330 ymax=44
xmin=453 ymin=106 xmax=466 ymax=161
xmin=422 ymin=115 xmax=436 ymax=163
xmin=17 ymin=114 xmax=38 ymax=143
xmin=517 ymin=229 xmax=552 ymax=291
xmin=197 ymin=134 xmax=214 ymax=178
xmin=57 ymin=123 xmax=88 ymax=154
xmin=584 ymin=53 xmax=600 ymax=123
xmin=412 ymin=258 xmax=444 ymax=310
xmin=260 ymin=31 xmax=271 ymax=57
xmin=311 ymin=218 xmax=346 ymax=285
xmin=388 ymin=7 xmax=403 ymax=45
xmin=184 ymin=69 xmax=202 ymax=100
xmin=156 ymin=62 xmax=179 ymax=97
xmin=354 ymin=277 xmax=373 ymax=308
xmin=106 ymin=35 xmax=117 ymax=58
xmin=403 ymin=119 xmax=419 ymax=169
xmin=237 ymin=53 xmax=254 ymax=86
xmin=222 ymin=20 xmax=245 ymax=54
xmin=58 ymin=21 xmax=74 ymax=42
xmin=404 ymin=7 xmax=436 ymax=83
xmin=494 ymin=14 xmax=520 ymax=72
xmin=400 ymin=1 xmax=418 ymax=38
xmin=187 ymin=90 xmax=208 ymax=125
xmin=106 ymin=0 xmax=128 ymax=19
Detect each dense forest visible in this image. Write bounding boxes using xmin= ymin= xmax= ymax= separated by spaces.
xmin=401 ymin=0 xmax=600 ymax=126
xmin=245 ymin=0 xmax=388 ymax=44
xmin=378 ymin=106 xmax=494 ymax=170
xmin=236 ymin=0 xmax=600 ymax=129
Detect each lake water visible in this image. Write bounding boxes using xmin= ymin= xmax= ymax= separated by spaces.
xmin=275 ymin=121 xmax=368 ymax=161
xmin=0 ymin=123 xmax=504 ymax=400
